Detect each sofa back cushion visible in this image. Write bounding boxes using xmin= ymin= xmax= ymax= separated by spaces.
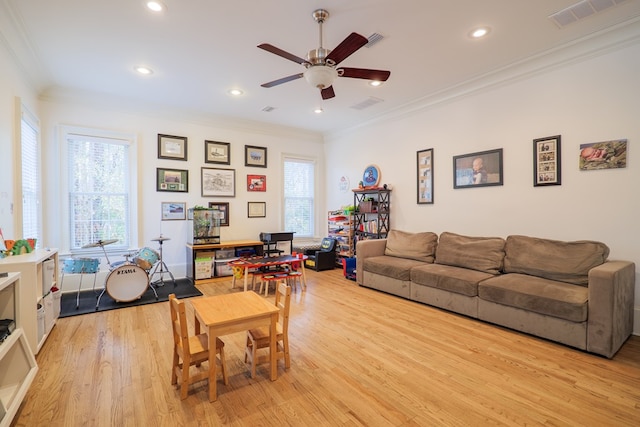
xmin=435 ymin=232 xmax=505 ymax=275
xmin=503 ymin=235 xmax=609 ymax=285
xmin=384 ymin=230 xmax=438 ymax=263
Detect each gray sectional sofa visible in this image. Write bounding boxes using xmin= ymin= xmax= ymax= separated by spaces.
xmin=356 ymin=230 xmax=635 ymax=358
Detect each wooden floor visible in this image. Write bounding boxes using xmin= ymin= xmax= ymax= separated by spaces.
xmin=13 ymin=268 xmax=640 ymax=426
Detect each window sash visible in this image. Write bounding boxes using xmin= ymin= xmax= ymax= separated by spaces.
xmin=283 ymin=157 xmax=315 ymax=237
xmin=20 ymin=105 xmax=41 ymax=245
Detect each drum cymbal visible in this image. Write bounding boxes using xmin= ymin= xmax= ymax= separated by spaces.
xmin=82 ymin=238 xmax=119 ymax=248
xmin=151 ymin=236 xmax=171 ymax=242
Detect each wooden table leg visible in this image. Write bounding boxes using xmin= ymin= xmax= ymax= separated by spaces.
xmin=269 ymin=312 xmax=278 ymax=381
xmin=208 ymin=328 xmax=218 ymax=401
xmin=243 ymin=266 xmax=250 ymax=292
xmin=300 ymin=261 xmax=307 ymax=290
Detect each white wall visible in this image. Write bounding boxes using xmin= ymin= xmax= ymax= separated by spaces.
xmin=37 ymin=100 xmax=324 ymax=280
xmin=325 ymin=42 xmax=640 ymax=334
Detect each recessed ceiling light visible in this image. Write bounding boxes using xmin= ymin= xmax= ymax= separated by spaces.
xmin=314 ymin=107 xmax=323 ymax=114
xmin=146 ymin=1 xmax=166 ymax=12
xmin=228 ymin=89 xmax=244 ymax=96
xmin=134 ymin=66 xmax=153 ymax=75
xmin=369 ymin=81 xmax=383 ymax=87
xmin=469 ymin=27 xmax=491 ymax=39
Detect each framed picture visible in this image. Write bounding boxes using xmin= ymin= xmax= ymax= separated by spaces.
xmin=245 ymin=145 xmax=267 ymax=168
xmin=205 ymin=140 xmax=230 ymax=165
xmin=208 ymin=202 xmax=230 ymax=226
xmin=453 ymin=148 xmax=503 ymax=189
xmin=161 ymin=202 xmax=186 ymax=220
xmin=201 ymin=167 xmax=235 ymax=197
xmin=157 ymin=168 xmax=188 ymax=192
xmin=534 ymin=135 xmax=561 ymax=186
xmin=247 ymin=174 xmax=266 ymax=192
xmin=417 ymin=148 xmax=434 ymax=204
xmin=579 ymin=139 xmax=627 ymax=171
xmin=248 ymin=201 xmax=266 ymax=218
xmin=158 ymin=134 xmax=188 ymax=160
xmin=362 ymin=164 xmax=381 ymax=187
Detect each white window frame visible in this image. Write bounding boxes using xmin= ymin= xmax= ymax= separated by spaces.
xmin=282 ymin=154 xmax=317 ymax=238
xmin=59 ymin=125 xmax=139 ymax=256
xmin=15 ymin=99 xmax=42 ymax=245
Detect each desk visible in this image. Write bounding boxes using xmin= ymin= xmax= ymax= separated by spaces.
xmin=191 ymin=292 xmax=280 ymax=402
xmin=259 ymin=231 xmax=295 ymax=256
xmin=229 ymin=255 xmax=307 ymax=292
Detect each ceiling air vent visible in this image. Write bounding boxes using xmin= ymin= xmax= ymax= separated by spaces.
xmin=549 ymin=0 xmax=628 ymax=28
xmin=366 ymin=33 xmax=384 ymax=48
xmin=261 ymin=106 xmax=276 ymax=112
xmin=350 ymin=97 xmax=384 ymax=110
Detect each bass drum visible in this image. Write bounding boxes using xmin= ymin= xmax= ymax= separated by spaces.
xmin=105 ymin=264 xmax=149 ymax=302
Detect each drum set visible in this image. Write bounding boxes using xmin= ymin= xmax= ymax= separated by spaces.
xmin=63 ymin=236 xmax=176 ymax=310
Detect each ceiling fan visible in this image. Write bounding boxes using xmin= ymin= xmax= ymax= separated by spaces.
xmin=258 ymin=9 xmax=390 ymax=100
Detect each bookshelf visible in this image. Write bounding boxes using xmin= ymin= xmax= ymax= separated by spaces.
xmin=353 ymin=188 xmax=391 ymax=253
xmin=328 ymin=210 xmax=354 ymax=263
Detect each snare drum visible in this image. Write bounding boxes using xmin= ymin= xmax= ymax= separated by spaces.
xmin=105 ymin=264 xmax=149 ymax=302
xmin=135 ymin=247 xmax=159 ymax=270
xmin=63 ymin=258 xmax=100 ymax=274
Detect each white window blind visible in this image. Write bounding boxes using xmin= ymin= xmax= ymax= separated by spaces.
xmin=21 ymin=110 xmax=40 ymax=245
xmin=283 ymin=157 xmax=315 ymax=237
xmin=67 ymin=134 xmax=131 ymax=251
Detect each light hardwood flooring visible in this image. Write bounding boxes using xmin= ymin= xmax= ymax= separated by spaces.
xmin=13 ymin=268 xmax=640 ymax=426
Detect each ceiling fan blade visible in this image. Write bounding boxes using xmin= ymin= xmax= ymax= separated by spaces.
xmin=321 ymin=86 xmax=335 ymax=100
xmin=338 ymin=67 xmax=390 ymax=81
xmin=261 ymin=73 xmax=304 ymax=88
xmin=258 ymin=43 xmax=310 ymax=65
xmin=325 ymin=32 xmax=368 ymax=66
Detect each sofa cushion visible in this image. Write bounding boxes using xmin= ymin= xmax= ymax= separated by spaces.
xmin=384 ymin=230 xmax=438 ymax=263
xmin=503 ymin=235 xmax=609 ymax=285
xmin=363 ymin=255 xmax=427 ymax=281
xmin=479 ymin=273 xmax=588 ymax=322
xmin=434 ymin=232 xmax=505 ymax=275
xmin=411 ymin=263 xmax=494 ymax=297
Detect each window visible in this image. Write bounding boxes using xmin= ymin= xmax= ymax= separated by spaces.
xmin=62 ymin=127 xmax=137 ymax=253
xmin=283 ymin=157 xmax=315 ymax=237
xmin=20 ymin=105 xmax=41 ymax=245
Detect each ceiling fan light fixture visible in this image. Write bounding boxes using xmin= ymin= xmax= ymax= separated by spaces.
xmin=304 ymin=66 xmax=337 ymax=89
xmin=369 ymin=80 xmax=383 ymax=87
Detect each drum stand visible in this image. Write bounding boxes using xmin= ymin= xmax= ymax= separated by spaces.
xmin=149 ymin=236 xmax=176 ymax=287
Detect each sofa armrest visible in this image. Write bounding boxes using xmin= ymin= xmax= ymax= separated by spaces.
xmin=355 ymin=239 xmax=387 ymax=285
xmin=587 ymin=260 xmax=636 ymax=358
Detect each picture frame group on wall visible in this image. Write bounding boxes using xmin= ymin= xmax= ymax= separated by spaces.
xmin=453 ymin=148 xmax=503 ymax=189
xmin=416 ymin=148 xmax=434 ymax=204
xmin=245 ymin=145 xmax=267 ymax=168
xmin=208 ymin=202 xmax=230 ymax=226
xmin=201 ymin=167 xmax=235 ymax=197
xmin=533 ymin=135 xmax=561 ymax=186
xmin=247 ymin=174 xmax=266 ymax=192
xmin=157 ymin=168 xmax=188 ymax=192
xmin=161 ymin=202 xmax=186 ymax=220
xmin=205 ymin=140 xmax=230 ymax=165
xmin=247 ymin=201 xmax=266 ymax=218
xmin=158 ymin=134 xmax=188 ymax=161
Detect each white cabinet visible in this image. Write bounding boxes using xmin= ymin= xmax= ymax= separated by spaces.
xmin=0 ymin=272 xmax=39 ymax=427
xmin=0 ymin=248 xmax=59 ymax=354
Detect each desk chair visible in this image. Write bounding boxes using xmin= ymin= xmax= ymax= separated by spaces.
xmin=244 ymin=283 xmax=292 ymax=379
xmin=169 ymin=294 xmax=228 ymax=399
xmin=304 ymin=237 xmax=337 ymax=271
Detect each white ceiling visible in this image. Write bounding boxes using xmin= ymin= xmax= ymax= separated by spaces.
xmin=2 ymin=0 xmax=640 ymax=136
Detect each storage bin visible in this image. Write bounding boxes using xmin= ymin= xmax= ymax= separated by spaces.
xmin=44 ymin=293 xmax=54 ymax=333
xmin=52 ymin=288 xmax=62 ymax=319
xmin=37 ymin=303 xmax=45 ymax=343
xmin=215 ymin=249 xmax=235 ymax=259
xmin=214 ymin=258 xmax=238 ymax=276
xmin=235 ymin=247 xmax=256 ymax=257
xmin=195 ymin=257 xmax=213 ymax=280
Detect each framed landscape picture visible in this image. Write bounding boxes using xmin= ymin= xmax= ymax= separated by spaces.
xmin=158 ymin=134 xmax=188 ymax=161
xmin=205 ymin=140 xmax=230 ymax=165
xmin=453 ymin=148 xmax=503 ymax=189
xmin=156 ymin=168 xmax=188 ymax=192
xmin=208 ymin=202 xmax=230 ymax=226
xmin=161 ymin=202 xmax=186 ymax=220
xmin=201 ymin=167 xmax=235 ymax=197
xmin=245 ymin=145 xmax=267 ymax=168
xmin=533 ymin=135 xmax=561 ymax=186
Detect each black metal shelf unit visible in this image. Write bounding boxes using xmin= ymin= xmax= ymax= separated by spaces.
xmin=353 ymin=189 xmax=391 ymax=252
